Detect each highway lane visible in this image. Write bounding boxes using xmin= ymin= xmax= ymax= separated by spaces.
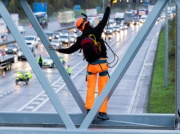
xmin=0 ymin=17 xmax=76 ymax=47
xmin=0 ymin=23 xmax=134 ymax=111
xmin=0 ymin=20 xmax=164 ymax=114
xmin=35 ymin=21 xmax=164 ymax=114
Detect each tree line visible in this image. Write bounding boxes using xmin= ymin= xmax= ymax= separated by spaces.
xmin=7 ymin=0 xmax=104 ymax=18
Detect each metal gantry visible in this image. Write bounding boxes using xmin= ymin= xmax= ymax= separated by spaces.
xmin=0 ymin=0 xmax=179 ymax=133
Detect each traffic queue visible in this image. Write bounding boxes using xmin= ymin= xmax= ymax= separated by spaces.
xmin=0 ymin=3 xmax=175 ymax=84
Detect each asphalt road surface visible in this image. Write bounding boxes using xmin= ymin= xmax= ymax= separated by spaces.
xmin=0 ymin=19 xmax=165 ymax=115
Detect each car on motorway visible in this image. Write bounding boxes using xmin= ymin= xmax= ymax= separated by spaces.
xmin=120 ymin=20 xmax=126 ymax=30
xmin=0 ymin=34 xmax=8 ymax=41
xmin=51 ymin=38 xmax=62 ymax=49
xmin=76 ymin=31 xmax=82 ymax=37
xmin=139 ymin=15 xmax=147 ymax=23
xmin=72 ymin=28 xmax=78 ymax=33
xmin=5 ymin=43 xmax=19 ymax=54
xmin=69 ymin=35 xmax=76 ymax=43
xmin=39 ymin=19 xmax=48 ymax=29
xmin=25 ymin=35 xmax=39 ymax=48
xmin=108 ymin=19 xmax=116 ymax=27
xmin=113 ymin=25 xmax=120 ymax=33
xmin=60 ymin=30 xmax=69 ymax=36
xmin=0 ymin=48 xmax=6 ymax=56
xmin=69 ymin=32 xmax=77 ymax=38
xmin=59 ymin=35 xmax=70 ymax=45
xmin=17 ymin=46 xmax=35 ymax=60
xmin=160 ymin=13 xmax=165 ymax=19
xmin=45 ymin=31 xmax=54 ymax=41
xmin=133 ymin=16 xmax=139 ymax=25
xmin=42 ymin=55 xmax=65 ymax=68
xmin=53 ymin=32 xmax=61 ymax=39
xmin=17 ymin=25 xmax=25 ymax=34
xmin=103 ymin=26 xmax=113 ymax=34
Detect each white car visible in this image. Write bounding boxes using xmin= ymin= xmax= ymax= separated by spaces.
xmin=42 ymin=55 xmax=65 ymax=68
xmin=113 ymin=25 xmax=120 ymax=33
xmin=69 ymin=35 xmax=76 ymax=43
xmin=59 ymin=35 xmax=70 ymax=45
xmin=60 ymin=30 xmax=69 ymax=36
xmin=104 ymin=26 xmax=113 ymax=34
xmin=42 ymin=56 xmax=55 ymax=68
xmin=140 ymin=15 xmax=147 ymax=23
xmin=25 ymin=35 xmax=39 ymax=48
xmin=18 ymin=26 xmax=25 ymax=34
xmin=45 ymin=32 xmax=54 ymax=41
xmin=51 ymin=39 xmax=62 ymax=49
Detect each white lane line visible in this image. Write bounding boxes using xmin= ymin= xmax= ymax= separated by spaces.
xmin=18 ymin=60 xmax=84 ymax=111
xmin=127 ymin=32 xmax=159 ymax=113
xmin=36 ymin=98 xmax=45 ymax=101
xmin=25 ymin=106 xmax=35 ymax=109
xmin=41 ymin=94 xmax=47 ymax=97
xmin=31 ymin=101 xmax=41 ymax=105
xmin=32 ymin=64 xmax=87 ymax=112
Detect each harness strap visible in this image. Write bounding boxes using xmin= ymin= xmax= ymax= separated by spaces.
xmin=89 ymin=34 xmax=101 ymax=51
xmin=88 ymin=59 xmax=107 ymax=64
xmin=99 ymin=71 xmax=108 ymax=76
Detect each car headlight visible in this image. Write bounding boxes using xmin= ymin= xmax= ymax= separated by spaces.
xmin=5 ymin=48 xmax=8 ymax=51
xmin=47 ymin=61 xmax=53 ymax=64
xmin=13 ymin=48 xmax=17 ymax=51
xmin=65 ymin=40 xmax=68 ymax=42
xmin=49 ymin=37 xmax=52 ymax=39
xmin=16 ymin=74 xmax=21 ymax=77
xmin=18 ymin=52 xmax=22 ymax=56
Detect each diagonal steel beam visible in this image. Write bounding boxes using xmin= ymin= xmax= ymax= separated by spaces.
xmin=80 ymin=0 xmax=168 ymax=129
xmin=0 ymin=0 xmax=76 ymax=130
xmin=18 ymin=0 xmax=86 ymax=113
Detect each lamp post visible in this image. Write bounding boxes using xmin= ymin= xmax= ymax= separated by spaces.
xmin=103 ymin=0 xmax=104 ymax=11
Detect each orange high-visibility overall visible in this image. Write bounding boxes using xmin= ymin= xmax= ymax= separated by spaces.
xmin=85 ymin=58 xmax=109 ymax=113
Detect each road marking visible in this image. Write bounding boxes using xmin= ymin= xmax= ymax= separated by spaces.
xmin=17 ymin=27 xmax=139 ymax=112
xmin=32 ymin=64 xmax=87 ymax=112
xmin=25 ymin=106 xmax=35 ymax=109
xmin=127 ymin=32 xmax=159 ymax=113
xmin=31 ymin=101 xmax=40 ymax=105
xmin=18 ymin=60 xmax=85 ymax=111
xmin=36 ymin=98 xmax=45 ymax=101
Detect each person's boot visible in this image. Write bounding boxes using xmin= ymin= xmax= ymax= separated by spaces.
xmin=97 ymin=112 xmax=109 ymax=120
xmin=87 ymin=109 xmax=90 ymax=114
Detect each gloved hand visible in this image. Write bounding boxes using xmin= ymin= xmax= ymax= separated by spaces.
xmin=49 ymin=44 xmax=58 ymax=51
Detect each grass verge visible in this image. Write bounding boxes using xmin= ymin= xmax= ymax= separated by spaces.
xmin=148 ymin=28 xmax=175 ymax=113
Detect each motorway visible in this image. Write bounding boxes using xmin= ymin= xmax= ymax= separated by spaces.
xmin=0 ymin=18 xmax=164 ymax=114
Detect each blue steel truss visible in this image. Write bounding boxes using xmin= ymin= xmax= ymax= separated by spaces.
xmin=0 ymin=0 xmax=179 ymax=133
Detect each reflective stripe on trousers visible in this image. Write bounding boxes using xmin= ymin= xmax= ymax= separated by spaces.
xmin=85 ymin=58 xmax=109 ymax=113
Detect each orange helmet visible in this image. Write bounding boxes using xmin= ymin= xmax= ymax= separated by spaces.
xmin=76 ymin=18 xmax=89 ymax=31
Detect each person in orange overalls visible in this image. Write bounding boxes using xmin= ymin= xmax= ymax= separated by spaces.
xmin=49 ymin=5 xmax=111 ymax=120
